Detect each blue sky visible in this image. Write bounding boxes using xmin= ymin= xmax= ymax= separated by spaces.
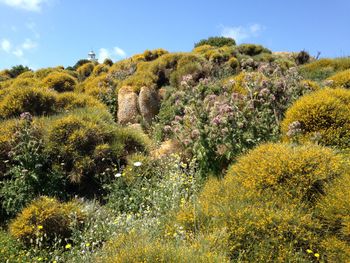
xmin=0 ymin=0 xmax=349 ymax=70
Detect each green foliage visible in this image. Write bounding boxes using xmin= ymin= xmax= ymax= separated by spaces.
xmin=42 ymin=72 xmax=77 ymax=92
xmin=299 ymin=57 xmax=350 ymax=81
xmin=194 ymin=36 xmax=236 ymax=48
xmin=142 ymin=48 xmax=169 ymax=62
xmin=9 ymin=196 xmax=85 ymax=244
xmin=7 ymin=65 xmax=31 ymax=78
xmin=103 ymin=58 xmax=113 ymax=66
xmin=0 ymin=116 xmax=66 ymax=219
xmin=282 ymin=88 xmax=350 ymax=148
xmin=45 ymin=108 xmax=150 ymax=195
xmin=106 ymin=155 xmax=195 ymax=215
xmin=73 ymin=59 xmax=90 ymax=70
xmin=164 ymin=64 xmax=311 ymax=175
xmin=237 ymin=43 xmax=271 ymax=56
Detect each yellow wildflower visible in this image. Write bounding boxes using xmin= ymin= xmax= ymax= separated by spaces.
xmin=306 ymin=249 xmax=313 ymax=254
xmin=314 ymin=253 xmax=320 ymax=258
xmin=37 ymin=225 xmax=43 ymax=230
xmin=65 ymin=243 xmax=72 ymax=249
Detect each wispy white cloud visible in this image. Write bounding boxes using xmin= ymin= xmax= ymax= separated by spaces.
xmin=1 ymin=38 xmax=37 ymax=60
xmin=1 ymin=39 xmax=11 ymax=53
xmin=21 ymin=38 xmax=37 ymax=50
xmin=114 ymin=47 xmax=126 ymax=58
xmin=221 ymin=23 xmax=265 ymax=43
xmin=98 ymin=48 xmax=110 ymax=63
xmin=0 ymin=0 xmax=51 ymax=12
xmin=98 ymin=46 xmax=127 ymax=63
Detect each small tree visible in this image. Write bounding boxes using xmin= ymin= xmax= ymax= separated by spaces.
xmin=8 ymin=65 xmax=31 ymax=78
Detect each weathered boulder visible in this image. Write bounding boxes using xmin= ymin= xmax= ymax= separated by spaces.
xmin=138 ymin=86 xmax=159 ymax=124
xmin=117 ymin=86 xmax=140 ymax=124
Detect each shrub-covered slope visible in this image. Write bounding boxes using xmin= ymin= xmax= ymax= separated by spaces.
xmin=0 ymin=37 xmax=350 ymax=262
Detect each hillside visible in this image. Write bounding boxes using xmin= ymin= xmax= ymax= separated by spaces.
xmin=1 ymin=37 xmax=350 ymax=262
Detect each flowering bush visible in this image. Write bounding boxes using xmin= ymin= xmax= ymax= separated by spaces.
xmin=160 ymin=63 xmax=312 ymax=175
xmin=42 ymin=72 xmax=77 ymax=92
xmin=9 ymin=196 xmax=85 ymax=244
xmin=282 ymin=88 xmax=350 ymax=148
xmin=176 ymin=142 xmax=346 ymax=262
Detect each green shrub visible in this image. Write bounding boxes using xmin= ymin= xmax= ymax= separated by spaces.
xmin=103 ymin=58 xmax=113 ymax=66
xmin=142 ymin=48 xmax=169 ymax=61
xmin=73 ymin=59 xmax=90 ymax=70
xmin=9 ymin=196 xmax=85 ymax=243
xmin=0 ymin=87 xmax=57 ymax=119
xmin=194 ymin=36 xmax=236 ymax=48
xmin=7 ymin=65 xmax=31 ymax=78
xmin=237 ymin=44 xmax=271 ymax=56
xmin=42 ymin=72 xmax=77 ymax=92
xmin=299 ymin=57 xmax=350 ymax=81
xmin=282 ymin=88 xmax=350 ymax=148
xmin=44 ymin=109 xmax=150 ymax=194
xmin=0 ymin=116 xmax=66 ymax=219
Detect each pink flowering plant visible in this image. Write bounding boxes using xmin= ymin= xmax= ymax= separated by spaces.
xmin=160 ymin=63 xmax=313 ymax=176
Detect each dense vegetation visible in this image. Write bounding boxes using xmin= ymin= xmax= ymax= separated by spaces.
xmin=1 ymin=37 xmax=350 ymax=262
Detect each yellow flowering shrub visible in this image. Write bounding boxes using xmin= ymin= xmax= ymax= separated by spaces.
xmin=34 ymin=67 xmax=64 ymax=80
xmin=94 ymin=231 xmax=229 ymax=263
xmin=9 ymin=78 xmax=40 ymax=90
xmin=42 ymin=72 xmax=77 ymax=92
xmin=45 ymin=109 xmax=150 ymax=187
xmin=228 ymin=143 xmax=344 ymax=203
xmin=0 ymin=87 xmax=57 ymax=119
xmin=0 ymin=119 xmax=18 ymax=175
xmin=281 ymin=88 xmax=350 ymax=148
xmin=92 ymin=64 xmax=109 ymax=76
xmin=0 ymin=70 xmax=12 ymax=81
xmin=81 ymin=74 xmax=117 ymax=97
xmin=9 ymin=196 xmax=85 ymax=243
xmin=77 ymin=62 xmax=95 ymax=80
xmin=327 ymin=69 xmax=350 ymax=88
xmin=56 ymin=92 xmax=107 ymax=111
xmin=317 ymin=172 xmax=350 ymax=239
xmin=176 ymin=143 xmax=346 ymax=261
